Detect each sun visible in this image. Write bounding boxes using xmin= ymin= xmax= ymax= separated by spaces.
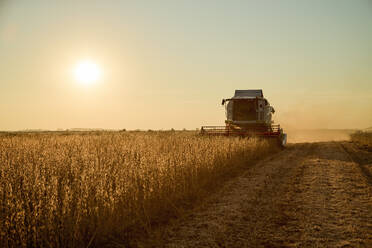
xmin=74 ymin=60 xmax=102 ymax=85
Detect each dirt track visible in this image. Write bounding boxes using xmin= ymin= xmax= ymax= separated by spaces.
xmin=150 ymin=142 xmax=372 ymax=248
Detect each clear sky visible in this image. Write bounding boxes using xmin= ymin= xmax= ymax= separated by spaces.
xmin=0 ymin=0 xmax=371 ymax=130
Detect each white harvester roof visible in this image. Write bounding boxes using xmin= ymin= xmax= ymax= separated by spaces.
xmin=232 ymin=89 xmax=263 ymax=99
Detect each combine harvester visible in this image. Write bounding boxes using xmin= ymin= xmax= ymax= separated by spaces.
xmin=201 ymin=89 xmax=287 ymax=146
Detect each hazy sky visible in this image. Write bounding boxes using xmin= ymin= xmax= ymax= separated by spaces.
xmin=1 ymin=0 xmax=371 ymax=130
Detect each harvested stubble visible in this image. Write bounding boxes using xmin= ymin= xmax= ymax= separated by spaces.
xmin=350 ymin=131 xmax=372 ymax=147
xmin=0 ymin=131 xmax=276 ymax=247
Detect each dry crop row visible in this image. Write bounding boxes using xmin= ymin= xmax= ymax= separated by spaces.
xmin=0 ymin=131 xmax=276 ymax=247
xmin=350 ymin=131 xmax=372 ymax=147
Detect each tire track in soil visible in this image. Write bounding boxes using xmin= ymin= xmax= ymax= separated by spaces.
xmin=158 ymin=143 xmax=314 ymax=247
xmin=339 ymin=142 xmax=372 ymax=186
xmin=292 ymin=142 xmax=372 ymax=248
xmin=143 ymin=142 xmax=372 ymax=248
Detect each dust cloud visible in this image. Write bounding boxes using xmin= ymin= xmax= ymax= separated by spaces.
xmin=274 ymin=100 xmax=367 ymax=143
xmin=285 ymin=129 xmax=353 ymax=143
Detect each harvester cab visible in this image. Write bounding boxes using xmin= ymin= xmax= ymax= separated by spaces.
xmin=201 ymin=89 xmax=287 ymax=146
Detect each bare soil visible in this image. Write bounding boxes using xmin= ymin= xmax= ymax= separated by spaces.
xmin=143 ymin=142 xmax=372 ymax=248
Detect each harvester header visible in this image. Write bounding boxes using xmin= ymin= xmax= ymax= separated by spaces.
xmin=201 ymin=89 xmax=287 ymax=146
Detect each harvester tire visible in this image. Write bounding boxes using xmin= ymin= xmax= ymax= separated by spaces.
xmin=279 ymin=133 xmax=287 ymax=147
